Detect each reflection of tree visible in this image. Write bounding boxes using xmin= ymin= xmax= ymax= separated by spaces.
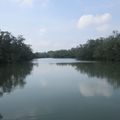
xmin=57 ymin=62 xmax=120 ymax=88
xmin=0 ymin=113 xmax=3 ymax=120
xmin=0 ymin=62 xmax=33 ymax=97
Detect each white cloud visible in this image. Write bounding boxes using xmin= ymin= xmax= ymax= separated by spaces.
xmin=77 ymin=13 xmax=112 ymax=31
xmin=77 ymin=15 xmax=93 ymax=29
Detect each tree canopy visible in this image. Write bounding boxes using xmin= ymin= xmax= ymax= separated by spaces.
xmin=75 ymin=31 xmax=120 ymax=61
xmin=1 ymin=29 xmax=120 ymax=62
xmin=35 ymin=31 xmax=120 ymax=61
xmin=0 ymin=30 xmax=34 ymax=63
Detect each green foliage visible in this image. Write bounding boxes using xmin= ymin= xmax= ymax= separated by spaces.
xmin=34 ymin=49 xmax=75 ymax=58
xmin=34 ymin=52 xmax=49 ymax=58
xmin=35 ymin=31 xmax=120 ymax=61
xmin=47 ymin=50 xmax=73 ymax=58
xmin=78 ymin=30 xmax=120 ymax=61
xmin=0 ymin=30 xmax=33 ymax=63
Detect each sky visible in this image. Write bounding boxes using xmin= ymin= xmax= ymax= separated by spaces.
xmin=0 ymin=0 xmax=120 ymax=52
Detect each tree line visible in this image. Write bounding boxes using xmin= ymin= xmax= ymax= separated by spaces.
xmin=0 ymin=29 xmax=34 ymax=63
xmin=35 ymin=31 xmax=120 ymax=61
xmin=1 ymin=29 xmax=120 ymax=63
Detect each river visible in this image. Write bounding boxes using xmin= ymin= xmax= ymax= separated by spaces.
xmin=0 ymin=58 xmax=120 ymax=120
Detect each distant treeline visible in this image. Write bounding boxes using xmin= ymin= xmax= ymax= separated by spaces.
xmin=34 ymin=31 xmax=120 ymax=61
xmin=0 ymin=29 xmax=34 ymax=63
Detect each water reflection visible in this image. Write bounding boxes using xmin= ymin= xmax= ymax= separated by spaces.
xmin=79 ymin=79 xmax=113 ymax=97
xmin=57 ymin=62 xmax=120 ymax=97
xmin=0 ymin=62 xmax=33 ymax=97
xmin=57 ymin=62 xmax=120 ymax=88
xmin=0 ymin=113 xmax=3 ymax=120
xmin=0 ymin=59 xmax=120 ymax=119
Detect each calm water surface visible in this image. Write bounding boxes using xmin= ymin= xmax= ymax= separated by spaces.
xmin=0 ymin=58 xmax=120 ymax=120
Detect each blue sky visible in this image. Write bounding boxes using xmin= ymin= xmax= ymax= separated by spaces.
xmin=0 ymin=0 xmax=120 ymax=52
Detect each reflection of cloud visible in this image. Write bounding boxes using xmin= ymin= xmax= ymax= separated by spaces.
xmin=79 ymin=79 xmax=113 ymax=97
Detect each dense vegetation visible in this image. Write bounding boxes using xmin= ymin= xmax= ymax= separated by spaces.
xmin=35 ymin=31 xmax=120 ymax=61
xmin=1 ymin=29 xmax=120 ymax=62
xmin=34 ymin=49 xmax=75 ymax=58
xmin=75 ymin=31 xmax=120 ymax=61
xmin=0 ymin=30 xmax=33 ymax=63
